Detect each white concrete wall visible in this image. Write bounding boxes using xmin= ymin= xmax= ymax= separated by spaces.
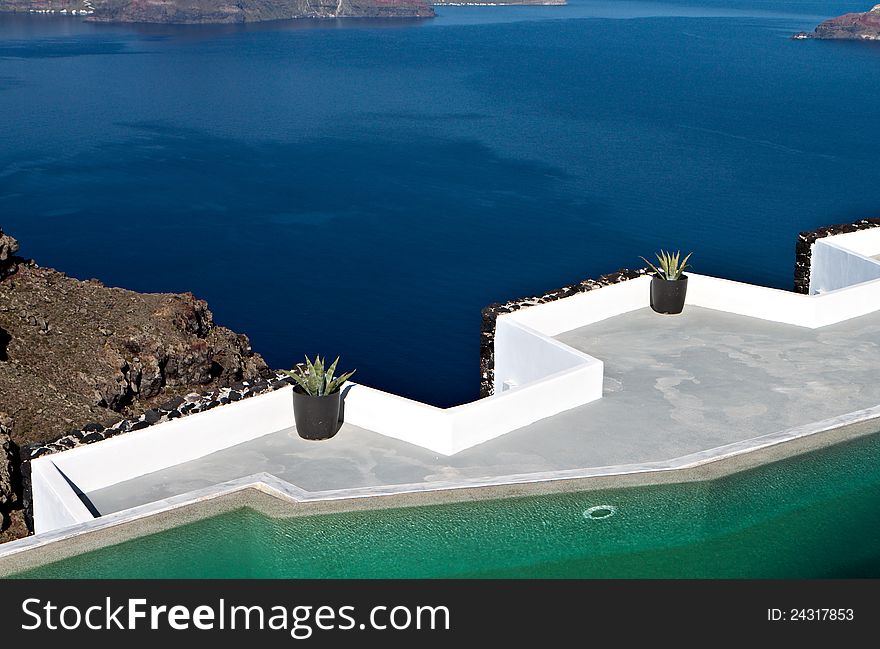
xmin=809 ymin=238 xmax=880 ymax=295
xmin=494 ymin=318 xmax=592 ymax=392
xmin=340 ymin=385 xmax=451 ymax=454
xmin=501 ymin=269 xmax=880 ymax=332
xmin=31 ymin=227 xmax=880 ymax=534
xmin=686 ymin=271 xmax=880 ymax=329
xmin=448 ymin=358 xmax=602 ymax=455
xmin=812 ymin=276 xmax=880 ymax=326
xmin=685 ymin=274 xmax=818 ymax=327
xmin=505 ymin=276 xmax=651 ymax=336
xmin=342 ymin=319 xmax=603 ymax=456
xmin=48 ymin=386 xmax=296 ymax=494
xmin=33 ymin=321 xmax=606 ymax=529
xmin=816 ymin=227 xmax=880 ymax=258
xmin=31 ymin=387 xmax=298 ymax=533
xmin=31 ymin=461 xmax=95 ymax=535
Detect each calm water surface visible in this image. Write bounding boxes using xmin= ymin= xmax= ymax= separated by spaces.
xmin=1 ymin=1 xmax=879 ymax=405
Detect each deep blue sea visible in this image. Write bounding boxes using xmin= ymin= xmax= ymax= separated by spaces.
xmin=1 ymin=1 xmax=879 ymax=406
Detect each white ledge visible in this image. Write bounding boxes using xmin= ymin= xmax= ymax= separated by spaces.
xmin=23 ymin=227 xmax=880 ymax=535
xmin=4 ymin=402 xmax=880 ymax=569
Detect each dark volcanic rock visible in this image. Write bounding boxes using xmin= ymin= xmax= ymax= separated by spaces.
xmin=0 ymin=413 xmax=25 ymax=543
xmin=159 ymin=395 xmax=186 ymax=411
xmin=0 ymin=229 xmax=20 ymax=281
xmin=0 ymin=413 xmax=14 ymax=507
xmin=794 ymin=4 xmax=880 ymax=40
xmin=0 ymin=229 xmax=18 ymax=265
xmin=142 ymin=409 xmax=162 ymax=425
xmin=0 ymin=227 xmax=269 ymax=449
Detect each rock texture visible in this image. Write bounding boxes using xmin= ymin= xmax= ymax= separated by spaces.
xmin=0 ymin=226 xmax=271 ymax=540
xmin=0 ymin=241 xmax=269 ymax=447
xmin=0 ymin=229 xmax=19 ymax=282
xmin=794 ymin=4 xmax=880 ymax=40
xmin=0 ymin=227 xmax=268 ymax=443
xmin=0 ymin=0 xmax=434 ymax=22
xmin=0 ymin=412 xmax=25 ymax=545
xmin=0 ymin=414 xmax=14 ymax=512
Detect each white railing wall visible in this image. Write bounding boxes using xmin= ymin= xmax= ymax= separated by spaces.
xmin=807 ymin=229 xmax=880 ymax=296
xmin=815 ymin=227 xmax=880 ymax=258
xmin=31 ymin=461 xmax=95 ymax=535
xmin=504 ymin=276 xmax=651 ymax=336
xmin=809 ymin=240 xmax=880 ymax=295
xmin=47 ymin=387 xmax=295 ymax=495
xmin=29 ymin=227 xmax=880 ymax=534
xmin=685 ymin=274 xmax=818 ymax=326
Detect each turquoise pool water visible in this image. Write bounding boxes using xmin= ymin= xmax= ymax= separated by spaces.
xmin=13 ymin=433 xmax=880 ymax=578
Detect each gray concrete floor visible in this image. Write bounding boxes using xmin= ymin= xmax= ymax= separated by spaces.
xmin=87 ymin=306 xmax=880 ymax=515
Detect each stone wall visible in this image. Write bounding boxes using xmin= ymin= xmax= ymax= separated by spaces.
xmin=794 ymin=218 xmax=880 ymax=294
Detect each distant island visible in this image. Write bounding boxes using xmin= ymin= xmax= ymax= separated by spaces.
xmin=1 ymin=0 xmax=570 ymax=23
xmin=794 ymin=4 xmax=880 ymax=40
xmin=0 ymin=0 xmax=436 ymax=23
xmin=433 ymin=1 xmax=563 ymax=4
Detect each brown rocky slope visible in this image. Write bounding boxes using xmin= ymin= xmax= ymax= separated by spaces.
xmin=0 ymin=226 xmax=269 ymax=541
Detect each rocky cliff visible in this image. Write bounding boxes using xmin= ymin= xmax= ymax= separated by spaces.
xmin=794 ymin=4 xmax=880 ymax=40
xmin=0 ymin=226 xmax=270 ymax=541
xmin=0 ymin=415 xmax=14 ymax=530
xmin=0 ymin=0 xmax=434 ymax=22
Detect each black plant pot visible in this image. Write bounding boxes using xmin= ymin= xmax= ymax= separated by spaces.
xmin=292 ymin=389 xmax=341 ymax=440
xmin=650 ymin=274 xmax=688 ymax=314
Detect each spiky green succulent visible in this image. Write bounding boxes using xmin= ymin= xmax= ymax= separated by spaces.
xmin=640 ymin=250 xmax=693 ymax=281
xmin=281 ymin=355 xmax=356 ymax=397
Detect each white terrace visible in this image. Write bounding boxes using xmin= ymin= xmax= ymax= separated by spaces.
xmin=20 ymin=227 xmax=880 ymax=537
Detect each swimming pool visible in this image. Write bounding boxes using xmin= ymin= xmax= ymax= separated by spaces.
xmin=12 ymin=432 xmax=880 ymax=578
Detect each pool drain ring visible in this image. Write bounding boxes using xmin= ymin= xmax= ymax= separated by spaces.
xmin=583 ymin=505 xmax=617 ymax=520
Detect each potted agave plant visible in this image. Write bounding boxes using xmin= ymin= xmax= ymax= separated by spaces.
xmin=640 ymin=250 xmax=693 ymax=315
xmin=281 ymin=355 xmax=355 ymax=440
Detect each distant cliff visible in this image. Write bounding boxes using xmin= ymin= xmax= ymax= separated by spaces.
xmin=432 ymin=1 xmax=563 ymax=4
xmin=0 ymin=226 xmax=270 ymax=541
xmin=0 ymin=227 xmax=270 ymax=448
xmin=0 ymin=0 xmax=434 ymax=23
xmin=794 ymin=4 xmax=880 ymax=40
